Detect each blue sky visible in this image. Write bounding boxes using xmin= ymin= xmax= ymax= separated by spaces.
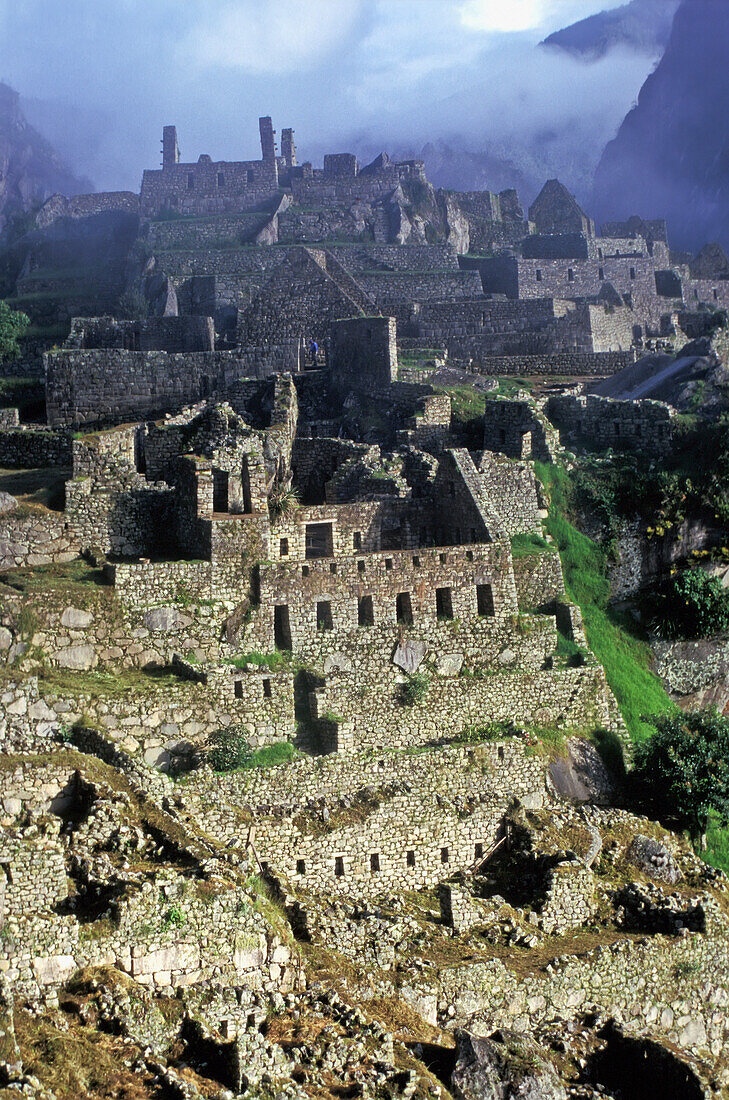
xmin=0 ymin=0 xmax=663 ymax=192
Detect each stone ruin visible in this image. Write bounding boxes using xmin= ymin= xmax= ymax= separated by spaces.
xmin=1 ymin=111 xmax=729 ymax=1099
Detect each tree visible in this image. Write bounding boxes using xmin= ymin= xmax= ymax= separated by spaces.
xmin=633 ymin=710 xmax=729 ymax=845
xmin=0 ymin=301 xmax=30 ymax=362
xmin=652 ymin=568 xmax=729 ymax=639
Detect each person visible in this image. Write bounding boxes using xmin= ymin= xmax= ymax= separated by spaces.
xmin=308 ymin=338 xmax=318 ymax=367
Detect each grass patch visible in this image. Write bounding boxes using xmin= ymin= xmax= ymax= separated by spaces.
xmin=248 ymin=742 xmax=297 ymax=769
xmin=535 ymin=461 xmax=674 ymax=744
xmin=1 ymin=559 xmax=109 ymax=600
xmin=434 ymin=384 xmax=487 ymax=423
xmin=228 ymin=650 xmax=292 ymax=671
xmin=37 ymin=665 xmax=188 ymax=701
xmin=510 ymin=532 xmax=554 ymax=559
xmin=0 ymin=466 xmax=69 ymax=511
xmin=704 ymin=815 xmax=729 ymax=875
xmin=496 ymin=376 xmax=532 ymax=398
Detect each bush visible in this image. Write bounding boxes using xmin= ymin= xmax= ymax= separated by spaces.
xmin=400 ymin=672 xmax=430 ymax=706
xmin=455 ymin=720 xmax=518 ymax=743
xmin=0 ymin=301 xmax=29 ymax=362
xmin=651 ymin=568 xmax=729 ymax=639
xmin=633 ymin=709 xmax=729 ymax=844
xmin=208 ymin=725 xmax=252 ymax=772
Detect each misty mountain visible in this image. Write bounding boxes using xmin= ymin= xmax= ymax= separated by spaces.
xmin=593 ymin=0 xmax=729 ymax=252
xmin=0 ymin=83 xmax=91 ymax=233
xmin=542 ymin=0 xmax=679 ymax=60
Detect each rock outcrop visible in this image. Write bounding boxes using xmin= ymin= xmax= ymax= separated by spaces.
xmin=0 ymin=82 xmax=89 ymax=233
xmin=593 ymin=0 xmax=729 ymax=252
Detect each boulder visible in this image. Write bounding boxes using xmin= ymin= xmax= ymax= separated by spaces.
xmin=436 ymin=652 xmax=464 ymax=677
xmin=452 ymin=1029 xmax=567 ymax=1100
xmin=324 ymin=652 xmax=354 ymax=675
xmin=55 ymin=644 xmax=97 ymax=671
xmin=627 ymin=834 xmax=682 ymax=885
xmin=549 ymin=737 xmax=614 ymax=805
xmin=60 ymin=606 xmax=94 ymax=629
xmin=143 ymin=606 xmax=181 ymax=632
xmin=0 ymin=491 xmax=17 ymax=515
xmin=393 ymin=639 xmax=427 ymax=673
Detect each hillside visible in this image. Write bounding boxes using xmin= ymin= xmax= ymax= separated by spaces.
xmin=593 ymin=0 xmax=729 ymax=251
xmin=0 ymin=82 xmax=90 ymax=233
xmin=542 ymin=0 xmax=679 ymax=59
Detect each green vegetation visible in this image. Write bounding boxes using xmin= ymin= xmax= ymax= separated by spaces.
xmin=434 ymin=384 xmax=487 ymax=424
xmin=161 ymin=906 xmax=185 ymax=928
xmin=228 ymin=650 xmax=291 ymax=672
xmin=510 ymin=532 xmax=555 ymax=559
xmin=633 ymin=710 xmax=729 ymax=845
xmin=208 ymin=725 xmax=296 ymax=772
xmin=0 ymin=466 xmax=68 ymax=512
xmin=496 ymin=377 xmax=532 ymax=398
xmin=651 ymin=568 xmax=729 ymax=639
xmin=555 ymin=629 xmax=589 ymax=667
xmin=455 ymin=719 xmax=519 ymax=744
xmin=268 ymin=484 xmax=300 ymax=520
xmin=570 ymin=417 xmax=729 ymax=536
xmin=400 ymin=671 xmax=430 ymax=706
xmin=208 ymin=725 xmax=253 ymax=771
xmin=535 ymin=461 xmax=673 ymax=742
xmin=0 ymin=301 xmax=30 ymax=362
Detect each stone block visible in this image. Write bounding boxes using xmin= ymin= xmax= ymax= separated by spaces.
xmin=55 ymin=644 xmax=97 ymax=671
xmin=60 ymin=607 xmax=94 ymax=629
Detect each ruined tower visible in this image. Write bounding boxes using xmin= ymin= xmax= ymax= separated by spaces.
xmin=162 ymin=126 xmax=180 ymax=169
xmin=259 ymin=116 xmax=277 ymax=162
xmin=281 ymin=128 xmax=297 ymax=168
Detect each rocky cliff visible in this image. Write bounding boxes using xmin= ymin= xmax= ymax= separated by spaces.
xmin=542 ymin=0 xmax=678 ymax=60
xmin=0 ymin=83 xmax=90 ymax=233
xmin=593 ymin=0 xmax=729 ymax=251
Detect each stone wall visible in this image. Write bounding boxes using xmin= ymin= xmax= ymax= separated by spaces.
xmin=545 ymin=393 xmax=675 ymax=455
xmin=463 ymin=351 xmax=635 ymax=377
xmin=483 ymin=400 xmax=559 ymax=462
xmin=180 ymin=738 xmax=549 ymax=893
xmin=512 ymin=549 xmax=565 ymax=611
xmin=67 ymin=316 xmax=215 ymax=354
xmin=0 ymin=511 xmax=78 ymax=570
xmin=45 ymin=349 xmax=263 ymax=427
xmin=35 ymin=191 xmax=140 ymax=229
xmin=329 ymin=316 xmax=397 ymax=393
xmin=436 ymin=923 xmax=729 ymax=1058
xmin=140 ymin=159 xmax=280 ymax=218
xmin=0 ymin=425 xmax=73 ymax=468
xmin=476 ymin=453 xmax=544 ymax=536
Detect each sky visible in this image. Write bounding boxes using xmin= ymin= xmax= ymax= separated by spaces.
xmin=0 ymin=0 xmax=664 ymax=195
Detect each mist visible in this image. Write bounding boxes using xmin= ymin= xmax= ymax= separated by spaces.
xmin=1 ymin=0 xmax=663 ymax=203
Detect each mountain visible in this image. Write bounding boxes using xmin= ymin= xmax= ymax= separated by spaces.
xmin=542 ymin=0 xmax=679 ymax=60
xmin=593 ymin=0 xmax=729 ymax=252
xmin=0 ymin=82 xmax=90 ymax=232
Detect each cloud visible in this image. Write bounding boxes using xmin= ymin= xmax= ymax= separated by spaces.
xmin=459 ymin=0 xmax=550 ymax=33
xmin=178 ymin=0 xmax=368 ymax=75
xmin=0 ymin=0 xmax=665 ymax=200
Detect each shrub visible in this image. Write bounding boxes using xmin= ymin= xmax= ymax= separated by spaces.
xmin=162 ymin=906 xmax=185 ymax=927
xmin=208 ymin=725 xmax=252 ymax=772
xmin=0 ymin=301 xmax=29 ymax=362
xmin=651 ymin=568 xmax=729 ymax=639
xmin=633 ymin=709 xmax=729 ymax=844
xmin=455 ymin=720 xmax=518 ymax=744
xmin=400 ymin=672 xmax=430 ymax=706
